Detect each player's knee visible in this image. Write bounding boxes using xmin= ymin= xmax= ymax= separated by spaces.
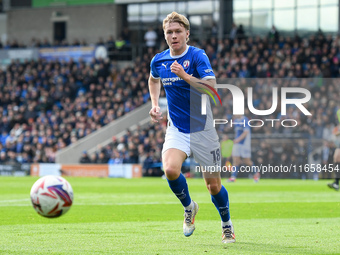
xmin=164 ymin=166 xmax=181 ymax=180
xmin=233 ymin=157 xmax=241 ymax=166
xmin=206 ymin=182 xmax=221 ymax=195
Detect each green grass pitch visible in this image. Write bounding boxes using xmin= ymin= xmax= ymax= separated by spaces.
xmin=0 ymin=177 xmax=339 ymax=254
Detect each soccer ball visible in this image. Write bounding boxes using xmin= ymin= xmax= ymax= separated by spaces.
xmin=30 ymin=175 xmax=74 ymax=218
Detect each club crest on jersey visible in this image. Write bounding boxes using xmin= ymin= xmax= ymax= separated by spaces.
xmin=183 ymin=60 xmax=190 ymax=69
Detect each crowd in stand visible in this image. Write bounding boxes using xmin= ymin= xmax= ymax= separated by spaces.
xmin=0 ymin=27 xmax=340 ymax=178
xmin=0 ymin=48 xmax=161 ymax=165
xmin=80 ymin=120 xmax=167 ymax=176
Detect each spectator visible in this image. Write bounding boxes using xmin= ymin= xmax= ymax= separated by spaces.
xmin=96 ymin=37 xmax=105 ymax=46
xmin=0 ymin=151 xmax=7 ymax=163
xmin=115 ymin=37 xmax=126 ymax=51
xmin=120 ymin=27 xmax=131 ymax=45
xmin=97 ymin=151 xmax=108 ymax=163
xmin=108 ymin=149 xmax=123 ymax=164
xmin=236 ymin=24 xmax=245 ymax=40
xmin=79 ymin=151 xmax=91 ymax=163
xmin=229 ymin=23 xmax=237 ymax=44
xmin=144 ymin=27 xmax=158 ymax=48
xmin=268 ymin=25 xmax=279 ymax=43
xmin=106 ymin=35 xmax=115 ymax=52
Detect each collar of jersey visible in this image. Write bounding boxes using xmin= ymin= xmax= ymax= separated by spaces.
xmin=170 ymin=45 xmax=189 ymax=58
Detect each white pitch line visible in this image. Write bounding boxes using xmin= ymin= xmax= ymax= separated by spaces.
xmin=100 ymin=201 xmax=179 ymax=206
xmin=0 ymin=199 xmax=30 ymax=203
xmin=0 ymin=204 xmax=30 ymax=207
xmin=0 ymin=200 xmax=338 ymax=207
xmin=73 ymin=200 xmax=339 ymax=205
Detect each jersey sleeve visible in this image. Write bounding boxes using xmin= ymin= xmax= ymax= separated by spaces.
xmin=150 ymin=55 xmax=160 ymax=79
xmin=196 ymin=49 xmax=215 ymax=80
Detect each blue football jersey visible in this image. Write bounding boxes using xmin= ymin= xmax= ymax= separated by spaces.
xmin=150 ymin=45 xmax=215 ymax=133
xmin=233 ymin=116 xmax=251 ymax=146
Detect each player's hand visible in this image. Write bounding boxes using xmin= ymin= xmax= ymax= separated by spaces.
xmin=149 ymin=106 xmax=163 ymax=123
xmin=170 ymin=60 xmax=186 ymax=79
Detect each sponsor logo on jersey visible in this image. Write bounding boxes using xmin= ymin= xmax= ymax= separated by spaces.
xmin=161 ymin=73 xmax=193 ymax=86
xmin=161 ymin=77 xmax=183 ymax=86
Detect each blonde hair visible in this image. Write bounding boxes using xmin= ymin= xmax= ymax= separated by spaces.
xmin=163 ymin=12 xmax=190 ymax=31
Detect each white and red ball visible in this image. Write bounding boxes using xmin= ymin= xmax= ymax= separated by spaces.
xmin=30 ymin=175 xmax=73 ymax=218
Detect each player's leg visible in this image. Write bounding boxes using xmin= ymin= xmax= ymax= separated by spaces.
xmin=241 ymin=144 xmax=259 ymax=182
xmin=203 ymin=171 xmax=235 ymax=243
xmin=229 ymin=143 xmax=243 ymax=181
xmin=163 ymin=148 xmax=199 ymax=236
xmin=191 ymin=129 xmax=235 ymax=243
xmin=230 ymin=155 xmax=241 ymax=182
xmin=328 ymin=148 xmax=340 ymax=191
xmin=243 ymin=157 xmax=259 ymax=182
xmin=162 ymin=121 xmax=200 ymax=236
xmin=163 ymin=148 xmax=193 ymax=208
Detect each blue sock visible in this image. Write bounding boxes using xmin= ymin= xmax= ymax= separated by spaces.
xmin=211 ymin=195 xmax=219 ymax=211
xmin=211 ymin=185 xmax=230 ymax=222
xmin=231 ymin=166 xmax=239 ymax=178
xmin=167 ymin=173 xmax=192 ymax=207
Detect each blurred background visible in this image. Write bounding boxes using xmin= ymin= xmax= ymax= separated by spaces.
xmin=0 ymin=0 xmax=339 ymax=180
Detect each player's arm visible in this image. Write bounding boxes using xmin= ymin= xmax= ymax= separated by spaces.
xmin=148 ymin=75 xmax=163 ymax=122
xmin=234 ymin=130 xmax=249 ymax=144
xmin=170 ymin=60 xmax=216 ymax=94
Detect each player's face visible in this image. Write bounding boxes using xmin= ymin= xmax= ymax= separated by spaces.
xmin=164 ymin=22 xmax=189 ymax=55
